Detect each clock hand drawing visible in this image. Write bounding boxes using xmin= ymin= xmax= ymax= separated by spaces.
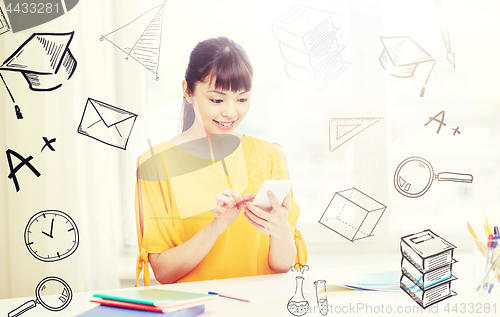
xmin=41 ymin=218 xmax=54 ymax=238
xmin=24 ymin=210 xmax=79 ymax=262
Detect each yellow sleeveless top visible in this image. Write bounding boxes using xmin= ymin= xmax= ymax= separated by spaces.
xmin=134 ymin=135 xmax=307 ymax=286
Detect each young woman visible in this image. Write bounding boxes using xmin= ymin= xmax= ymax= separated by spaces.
xmin=135 ymin=37 xmax=307 ymax=285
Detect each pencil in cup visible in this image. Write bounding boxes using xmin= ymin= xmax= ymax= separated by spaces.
xmin=468 ymin=222 xmax=500 ymax=282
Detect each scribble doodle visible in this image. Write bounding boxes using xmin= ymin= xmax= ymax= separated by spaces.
xmin=394 ymin=156 xmax=473 ymax=198
xmin=400 ymin=229 xmax=457 ymax=308
xmin=0 ymin=7 xmax=11 ymax=35
xmin=329 ymin=117 xmax=382 ymax=152
xmin=6 ymin=149 xmax=41 ymax=192
xmin=424 ymin=111 xmax=446 ymax=134
xmin=272 ymin=5 xmax=349 ymax=90
xmin=100 ymin=1 xmax=167 ymax=80
xmin=41 ymin=137 xmax=56 ymax=152
xmin=77 ymin=98 xmax=138 ymax=150
xmin=318 ymin=188 xmax=386 ymax=242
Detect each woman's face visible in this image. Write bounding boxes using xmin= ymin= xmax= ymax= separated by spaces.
xmin=185 ymin=78 xmax=251 ymax=135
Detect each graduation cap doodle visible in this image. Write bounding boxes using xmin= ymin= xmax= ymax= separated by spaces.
xmin=0 ymin=32 xmax=77 ymax=91
xmin=379 ymin=36 xmax=436 ymax=96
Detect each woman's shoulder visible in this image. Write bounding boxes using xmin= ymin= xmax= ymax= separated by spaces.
xmin=137 ymin=141 xmax=174 ymax=165
xmin=243 ymin=135 xmax=283 ymax=156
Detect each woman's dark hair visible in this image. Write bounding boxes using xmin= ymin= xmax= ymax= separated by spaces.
xmin=181 ymin=37 xmax=253 ymax=132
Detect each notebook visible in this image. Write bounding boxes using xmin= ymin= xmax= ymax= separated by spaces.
xmin=91 ymin=298 xmax=207 ymax=313
xmin=76 ymin=304 xmax=205 ymax=317
xmin=92 ymin=289 xmax=218 ymax=307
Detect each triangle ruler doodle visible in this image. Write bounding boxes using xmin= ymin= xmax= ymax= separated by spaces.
xmin=100 ymin=1 xmax=167 ymax=80
xmin=329 ymin=117 xmax=383 ymax=152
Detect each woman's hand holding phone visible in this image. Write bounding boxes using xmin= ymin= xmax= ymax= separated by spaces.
xmin=244 ymin=191 xmax=291 ymax=237
xmin=210 ymin=189 xmax=256 ymax=235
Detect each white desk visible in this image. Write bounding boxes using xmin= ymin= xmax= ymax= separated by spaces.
xmin=1 ymin=259 xmax=499 ymax=317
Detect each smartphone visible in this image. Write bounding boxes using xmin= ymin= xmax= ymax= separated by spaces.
xmin=252 ymin=180 xmax=292 ymax=210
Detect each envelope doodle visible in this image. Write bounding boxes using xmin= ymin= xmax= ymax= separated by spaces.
xmin=77 ymin=98 xmax=137 ymax=150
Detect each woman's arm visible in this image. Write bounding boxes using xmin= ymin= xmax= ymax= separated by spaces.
xmin=243 ymin=144 xmax=297 ymax=273
xmin=149 ymin=190 xmax=251 ymax=284
xmin=148 ymin=220 xmax=223 ymax=284
xmin=244 ymin=192 xmax=297 ymax=273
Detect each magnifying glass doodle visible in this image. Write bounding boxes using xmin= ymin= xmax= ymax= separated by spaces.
xmin=8 ymin=276 xmax=72 ymax=317
xmin=394 ymin=156 xmax=473 ymax=198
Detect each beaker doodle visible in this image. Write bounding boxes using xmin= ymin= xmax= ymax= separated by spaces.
xmin=8 ymin=276 xmax=72 ymax=317
xmin=314 ymin=280 xmax=328 ymax=316
xmin=287 ymin=276 xmax=309 ymax=316
xmin=394 ymin=156 xmax=472 ymax=198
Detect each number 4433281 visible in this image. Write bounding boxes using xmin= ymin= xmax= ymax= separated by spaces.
xmin=443 ymin=303 xmax=496 ymax=314
xmin=6 ymin=3 xmax=60 ymax=14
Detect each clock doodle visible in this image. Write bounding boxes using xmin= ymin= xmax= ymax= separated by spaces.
xmin=24 ymin=210 xmax=79 ymax=262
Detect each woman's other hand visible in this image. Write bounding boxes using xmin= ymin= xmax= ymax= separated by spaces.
xmin=210 ymin=189 xmax=255 ymax=235
xmin=244 ymin=191 xmax=291 ymax=237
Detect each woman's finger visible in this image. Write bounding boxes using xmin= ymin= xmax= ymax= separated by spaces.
xmin=244 ymin=207 xmax=268 ymax=225
xmin=215 ymin=193 xmax=231 ymax=206
xmin=282 ymin=193 xmax=290 ymax=211
xmin=244 ymin=211 xmax=266 ymax=229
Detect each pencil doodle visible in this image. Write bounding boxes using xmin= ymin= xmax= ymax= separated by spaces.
xmin=7 ymin=276 xmax=72 ymax=316
xmin=394 ymin=157 xmax=473 ymax=198
xmin=0 ymin=6 xmax=11 ymax=35
xmin=24 ymin=210 xmax=79 ymax=262
xmin=6 ymin=149 xmax=41 ymax=192
xmin=0 ymin=32 xmax=77 ymax=91
xmin=272 ymin=5 xmax=349 ymax=90
xmin=435 ymin=0 xmax=455 ymax=68
xmin=314 ymin=280 xmax=328 ymax=316
xmin=379 ymin=36 xmax=436 ymax=97
xmin=318 ymin=188 xmax=386 ymax=242
xmin=77 ymin=98 xmax=138 ymax=150
xmin=287 ymin=275 xmax=309 ymax=316
xmin=41 ymin=137 xmax=56 ymax=152
xmin=99 ymin=1 xmax=167 ymax=80
xmin=0 ymin=72 xmax=23 ymax=119
xmin=400 ymin=229 xmax=457 ymax=308
xmin=329 ymin=117 xmax=382 ymax=152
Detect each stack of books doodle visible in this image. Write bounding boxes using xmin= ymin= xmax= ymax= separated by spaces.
xmin=272 ymin=5 xmax=349 ymax=90
xmin=400 ymin=229 xmax=457 ymax=308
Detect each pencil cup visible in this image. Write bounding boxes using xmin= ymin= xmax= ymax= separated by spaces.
xmin=472 ymin=236 xmax=500 ymax=295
